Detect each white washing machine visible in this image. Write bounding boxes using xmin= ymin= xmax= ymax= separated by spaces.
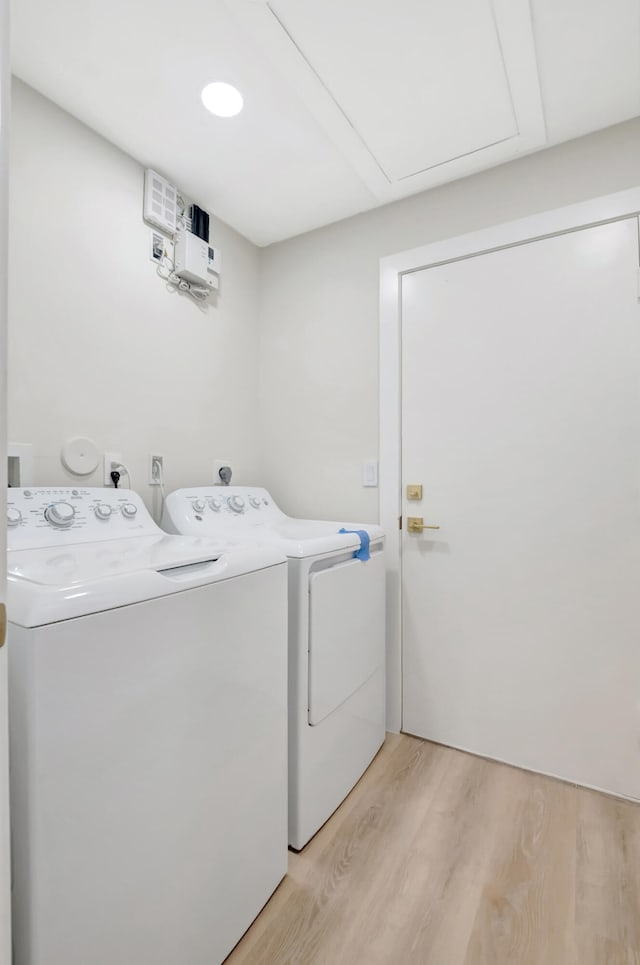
xmin=6 ymin=486 xmax=288 ymax=965
xmin=162 ymin=486 xmax=386 ymax=850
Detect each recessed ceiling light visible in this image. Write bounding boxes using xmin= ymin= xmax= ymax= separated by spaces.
xmin=201 ymin=82 xmax=244 ymax=118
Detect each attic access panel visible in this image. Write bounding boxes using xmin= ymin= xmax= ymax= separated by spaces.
xmin=270 ymin=0 xmax=518 ymax=182
xmin=228 ymin=0 xmax=545 ymax=202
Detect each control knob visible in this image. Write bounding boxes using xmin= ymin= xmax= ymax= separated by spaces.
xmin=94 ymin=504 xmax=112 ymax=520
xmin=192 ymin=499 xmax=206 ymax=514
xmin=121 ymin=503 xmax=137 ymax=519
xmin=45 ymin=502 xmax=76 ymax=528
xmin=249 ymin=496 xmax=261 ymax=509
xmin=227 ymin=495 xmax=245 ymax=513
xmin=7 ymin=507 xmax=22 ymax=528
xmin=209 ymin=497 xmax=223 ymax=512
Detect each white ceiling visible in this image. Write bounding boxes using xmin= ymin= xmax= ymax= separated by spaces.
xmin=10 ymin=0 xmax=640 ymax=246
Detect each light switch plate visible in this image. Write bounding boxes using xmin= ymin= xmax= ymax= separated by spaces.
xmin=362 ymin=460 xmax=378 ymax=488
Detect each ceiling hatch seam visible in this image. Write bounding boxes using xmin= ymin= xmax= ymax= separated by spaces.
xmin=266 ymin=2 xmax=392 ymax=185
xmin=397 ymin=134 xmax=517 ymax=182
xmin=489 ymin=0 xmax=521 ymax=137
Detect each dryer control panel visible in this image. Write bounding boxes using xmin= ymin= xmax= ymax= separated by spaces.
xmin=163 ymin=486 xmax=285 ymax=536
xmin=162 ymin=486 xmax=385 ymax=559
xmin=170 ymin=487 xmax=279 ymax=520
xmin=7 ymin=488 xmax=159 ymax=549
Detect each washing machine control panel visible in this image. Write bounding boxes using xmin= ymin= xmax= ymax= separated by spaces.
xmin=7 ymin=488 xmax=158 ymax=549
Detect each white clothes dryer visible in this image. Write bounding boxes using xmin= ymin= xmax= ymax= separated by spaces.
xmin=162 ymin=486 xmax=385 ymax=850
xmin=7 ymin=487 xmax=288 ymax=965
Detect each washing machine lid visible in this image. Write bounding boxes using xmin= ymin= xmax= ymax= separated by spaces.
xmin=8 ymin=535 xmax=286 ymax=628
xmin=163 ymin=486 xmax=384 ymax=559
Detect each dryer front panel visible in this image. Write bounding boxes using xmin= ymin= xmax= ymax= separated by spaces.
xmin=308 ymin=546 xmax=385 ymax=725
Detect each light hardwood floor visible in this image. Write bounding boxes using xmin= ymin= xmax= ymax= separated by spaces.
xmin=225 ymin=733 xmax=640 ymax=965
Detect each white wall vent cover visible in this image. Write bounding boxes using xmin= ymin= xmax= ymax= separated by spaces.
xmin=143 ymin=168 xmax=177 ymax=235
xmin=226 ymin=0 xmax=546 ymax=204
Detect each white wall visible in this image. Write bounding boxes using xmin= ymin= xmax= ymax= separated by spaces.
xmin=9 ymin=79 xmax=261 ymax=514
xmin=9 ymin=79 xmax=640 ymax=532
xmin=258 ymin=117 xmax=640 ymax=521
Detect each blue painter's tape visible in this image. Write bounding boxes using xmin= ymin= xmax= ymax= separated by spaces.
xmin=338 ymin=527 xmax=371 ymax=562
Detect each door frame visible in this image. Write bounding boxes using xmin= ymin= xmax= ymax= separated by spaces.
xmin=0 ymin=0 xmax=9 ymax=958
xmin=379 ymin=186 xmax=640 ymax=734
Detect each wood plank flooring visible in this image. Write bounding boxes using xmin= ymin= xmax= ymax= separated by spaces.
xmin=225 ymin=734 xmax=640 ymax=965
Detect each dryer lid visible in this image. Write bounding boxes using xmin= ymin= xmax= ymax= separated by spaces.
xmin=268 ymin=521 xmax=384 ymax=559
xmin=162 ymin=486 xmax=385 ymax=559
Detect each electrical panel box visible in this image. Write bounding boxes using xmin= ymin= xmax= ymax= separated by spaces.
xmin=143 ymin=169 xmax=177 ymax=235
xmin=174 ymin=231 xmax=221 ymax=291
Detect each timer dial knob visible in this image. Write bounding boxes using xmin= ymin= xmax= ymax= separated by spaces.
xmin=94 ymin=504 xmax=112 ymax=520
xmin=121 ymin=503 xmax=137 ymax=519
xmin=249 ymin=496 xmax=261 ymax=509
xmin=45 ymin=502 xmax=76 ymax=528
xmin=192 ymin=499 xmax=206 ymax=514
xmin=227 ymin=495 xmax=245 ymax=513
xmin=209 ymin=497 xmax=222 ymax=512
xmin=7 ymin=507 xmax=22 ymax=528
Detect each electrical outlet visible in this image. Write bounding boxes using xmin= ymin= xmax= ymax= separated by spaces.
xmin=149 ymin=454 xmax=164 ymax=486
xmin=213 ymin=459 xmax=233 ymax=485
xmin=103 ymin=451 xmax=123 ymax=486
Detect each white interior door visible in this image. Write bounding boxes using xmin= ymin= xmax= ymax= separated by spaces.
xmin=401 ymin=217 xmax=640 ymax=799
xmin=0 ymin=0 xmax=10 ymax=959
